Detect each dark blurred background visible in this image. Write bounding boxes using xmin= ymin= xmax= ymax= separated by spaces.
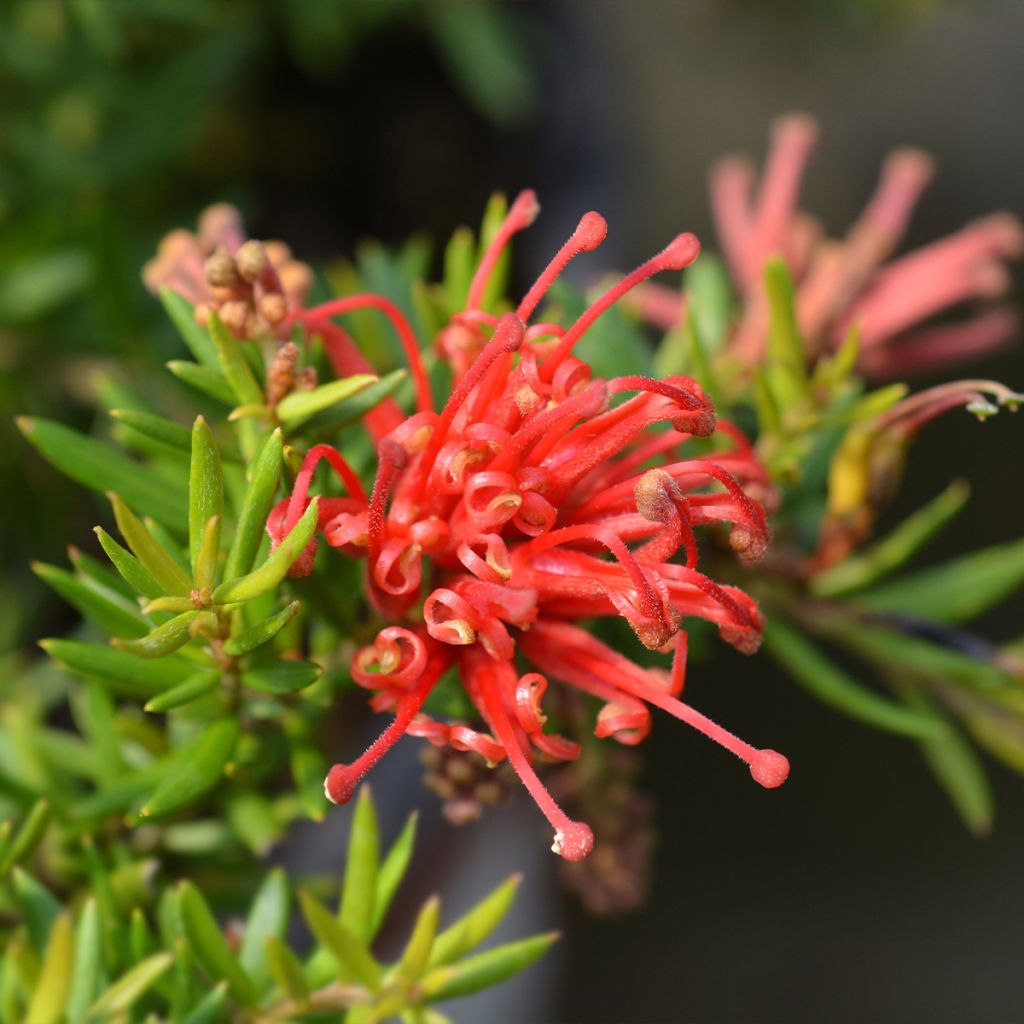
xmin=6 ymin=1 xmax=1024 ymax=1020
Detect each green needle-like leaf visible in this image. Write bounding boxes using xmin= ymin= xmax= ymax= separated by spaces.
xmin=241 ymin=660 xmax=322 ymax=695
xmin=85 ymin=952 xmax=174 ymax=1020
xmin=340 ymin=787 xmax=380 ymax=944
xmin=0 ymin=798 xmax=50 ymax=878
xmin=423 ymin=932 xmax=558 ymax=1003
xmin=112 ymin=611 xmax=197 ymax=659
xmin=26 ymin=912 xmax=74 ymax=1024
xmin=427 ymin=875 xmax=520 ymax=969
xmin=180 ymin=981 xmax=229 ymax=1024
xmin=41 ymin=639 xmax=194 ymax=697
xmin=223 ymin=428 xmax=284 ymax=581
xmin=17 ymin=417 xmax=188 ymax=531
xmin=179 ymin=881 xmax=259 ymax=1007
xmin=264 ymin=935 xmax=310 ymax=1004
xmin=371 ymin=812 xmax=418 ymax=937
xmin=911 ymin=690 xmax=994 ymax=835
xmin=166 ymin=360 xmax=236 ymax=404
xmin=213 ymin=497 xmax=318 ymax=604
xmin=812 ymin=480 xmax=970 ymax=597
xmin=110 ymin=408 xmax=192 ymax=454
xmin=239 ymin=869 xmax=290 ymax=993
xmin=66 ymin=900 xmax=102 ymax=1024
xmin=94 ymin=527 xmax=164 ymax=599
xmin=276 ymin=374 xmax=378 ymax=427
xmin=208 ymin=312 xmax=264 ymax=406
xmin=12 ymin=868 xmax=62 ymax=954
xmin=32 ymin=562 xmax=148 ymax=638
xmin=144 ymin=671 xmax=220 ymax=713
xmin=763 ymin=617 xmax=947 ymax=739
xmin=189 ymin=417 xmax=224 ymax=575
xmin=300 ymin=368 xmax=407 ymax=436
xmin=224 ymin=600 xmax=301 ymax=656
xmin=299 ymin=890 xmax=380 ymax=992
xmin=397 ymin=896 xmax=440 ymax=985
xmin=140 ymin=719 xmax=239 ymax=821
xmin=854 ymin=534 xmax=1024 ymax=626
xmin=192 ymin=515 xmax=221 ymax=592
xmin=160 ymin=288 xmax=218 ymax=367
xmin=109 ymin=493 xmax=192 ymax=596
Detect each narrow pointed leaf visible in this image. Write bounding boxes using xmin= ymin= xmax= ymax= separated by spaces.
xmin=239 ymin=869 xmax=290 ymax=993
xmin=142 ymin=595 xmax=195 ymax=614
xmin=17 ymin=417 xmax=188 ymax=531
xmin=94 ymin=527 xmax=164 ymax=599
xmin=264 ymin=935 xmax=310 ymax=1004
xmin=112 ymin=611 xmax=196 ymax=659
xmin=855 ymin=535 xmax=1024 ymax=626
xmin=180 ymin=981 xmax=229 ymax=1024
xmin=242 ymin=660 xmax=322 ymax=695
xmin=189 ymin=417 xmax=224 ymax=574
xmin=130 ymin=908 xmax=154 ymax=963
xmin=763 ymin=618 xmax=946 ymax=738
xmin=371 ymin=812 xmax=418 ymax=936
xmin=224 ymin=601 xmax=301 ymax=656
xmin=41 ymin=639 xmax=193 ymax=697
xmin=298 ymin=890 xmax=380 ymax=992
xmin=276 ymin=374 xmax=377 ymax=427
xmin=13 ymin=868 xmax=62 ymax=954
xmin=85 ymin=952 xmax=173 ymax=1018
xmin=160 ymin=288 xmax=218 ymax=367
xmin=144 ymin=671 xmax=220 ymax=713
xmin=223 ymin=428 xmax=283 ymax=581
xmin=285 ymin=717 xmax=328 ymax=822
xmin=68 ymin=544 xmax=135 ymax=599
xmin=109 ymin=494 xmax=192 ymax=595
xmin=301 ymin=368 xmax=408 ymax=435
xmin=821 ymin=617 xmax=1018 ymax=693
xmin=213 ymin=498 xmax=318 ymax=604
xmin=179 ymin=882 xmax=259 ymax=1006
xmin=340 ymin=787 xmax=379 ymax=944
xmin=905 ymin=690 xmax=992 ymax=834
xmin=192 ymin=516 xmax=221 ymax=592
xmin=208 ymin=312 xmax=264 ymax=406
xmin=0 ymin=798 xmax=50 ymax=877
xmin=140 ymin=719 xmax=239 ymax=820
xmin=427 ymin=875 xmax=520 ymax=969
xmin=398 ymin=896 xmax=440 ymax=984
xmin=423 ymin=932 xmax=558 ymax=1002
xmin=167 ymin=360 xmax=236 ymax=404
xmin=32 ymin=562 xmax=147 ymax=637
xmin=110 ymin=408 xmax=192 ymax=454
xmin=812 ymin=480 xmax=970 ymax=597
xmin=66 ymin=900 xmax=101 ymax=1024
xmin=25 ymin=912 xmax=73 ymax=1024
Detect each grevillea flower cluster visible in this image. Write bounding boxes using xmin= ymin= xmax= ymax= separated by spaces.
xmin=267 ymin=191 xmax=789 ymax=861
xmin=639 ymin=115 xmax=1024 ymax=380
xmin=143 ymin=203 xmax=313 ymax=340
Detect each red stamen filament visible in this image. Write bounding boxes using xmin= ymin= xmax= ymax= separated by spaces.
xmin=516 ymin=211 xmax=608 ymax=322
xmin=283 ymin=444 xmax=367 ymax=534
xmin=325 ymin=653 xmax=449 ymax=804
xmin=367 ymin=439 xmax=407 ymax=561
xmin=294 ymin=294 xmax=433 ymax=414
xmin=542 ymin=233 xmax=701 ymax=381
xmin=478 ymin=662 xmax=593 ymax=860
xmin=466 ymin=190 xmax=540 ymax=311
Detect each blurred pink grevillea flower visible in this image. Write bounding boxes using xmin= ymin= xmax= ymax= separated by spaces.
xmin=268 ymin=192 xmax=789 ymax=861
xmin=636 ymin=115 xmax=1024 ymax=380
xmin=143 ymin=203 xmax=313 ymax=340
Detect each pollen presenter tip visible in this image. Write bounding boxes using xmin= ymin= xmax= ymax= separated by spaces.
xmin=750 ymin=749 xmax=790 ymax=789
xmin=552 ymin=821 xmax=594 ymax=862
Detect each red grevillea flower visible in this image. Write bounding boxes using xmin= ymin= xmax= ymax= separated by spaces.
xmin=269 ymin=192 xmax=789 ymax=860
xmin=637 ymin=115 xmax=1024 ymax=380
